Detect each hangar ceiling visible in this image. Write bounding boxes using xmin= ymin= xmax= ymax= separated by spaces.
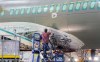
xmin=0 ymin=0 xmax=100 ymax=49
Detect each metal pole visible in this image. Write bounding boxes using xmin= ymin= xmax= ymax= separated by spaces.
xmin=19 ymin=36 xmax=21 ymax=62
xmin=69 ymin=53 xmax=71 ymax=62
xmin=2 ymin=35 xmax=4 ymax=62
xmin=1 ymin=35 xmax=3 ymax=62
xmin=32 ymin=36 xmax=34 ymax=62
xmin=14 ymin=29 xmax=17 ymax=62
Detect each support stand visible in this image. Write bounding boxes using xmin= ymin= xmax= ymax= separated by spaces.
xmin=32 ymin=33 xmax=41 ymax=62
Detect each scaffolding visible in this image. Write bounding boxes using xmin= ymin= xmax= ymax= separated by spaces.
xmin=0 ymin=35 xmax=21 ymax=62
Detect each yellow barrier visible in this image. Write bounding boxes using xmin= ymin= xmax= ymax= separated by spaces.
xmin=0 ymin=55 xmax=20 ymax=58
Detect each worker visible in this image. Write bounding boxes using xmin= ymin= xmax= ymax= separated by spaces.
xmin=42 ymin=28 xmax=51 ymax=59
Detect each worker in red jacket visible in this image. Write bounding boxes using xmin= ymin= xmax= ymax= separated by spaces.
xmin=42 ymin=28 xmax=51 ymax=59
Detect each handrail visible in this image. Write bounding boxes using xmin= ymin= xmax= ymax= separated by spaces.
xmin=0 ymin=28 xmax=32 ymax=42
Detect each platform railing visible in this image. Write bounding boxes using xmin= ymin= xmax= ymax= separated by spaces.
xmin=0 ymin=35 xmax=21 ymax=62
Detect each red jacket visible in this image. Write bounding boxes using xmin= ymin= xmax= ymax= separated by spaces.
xmin=42 ymin=32 xmax=51 ymax=43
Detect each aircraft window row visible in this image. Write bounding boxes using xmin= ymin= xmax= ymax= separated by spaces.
xmin=0 ymin=1 xmax=100 ymax=16
xmin=82 ymin=1 xmax=88 ymax=10
xmin=26 ymin=8 xmax=31 ymax=14
xmin=68 ymin=3 xmax=74 ymax=12
xmin=75 ymin=2 xmax=81 ymax=11
xmin=56 ymin=4 xmax=61 ymax=12
xmin=50 ymin=5 xmax=55 ymax=12
xmin=15 ymin=9 xmax=19 ymax=15
xmin=37 ymin=6 xmax=42 ymax=14
xmin=97 ymin=1 xmax=100 ymax=9
xmin=43 ymin=5 xmax=48 ymax=13
xmin=62 ymin=4 xmax=67 ymax=12
xmin=32 ymin=7 xmax=36 ymax=14
xmin=20 ymin=8 xmax=24 ymax=15
xmin=90 ymin=1 xmax=96 ymax=9
xmin=0 ymin=11 xmax=4 ymax=16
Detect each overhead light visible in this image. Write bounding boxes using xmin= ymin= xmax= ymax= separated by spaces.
xmin=74 ymin=58 xmax=78 ymax=61
xmin=94 ymin=57 xmax=99 ymax=61
xmin=60 ymin=26 xmax=85 ymax=32
xmin=68 ymin=58 xmax=70 ymax=61
xmin=88 ymin=57 xmax=92 ymax=60
xmin=0 ymin=1 xmax=39 ymax=6
xmin=0 ymin=1 xmax=29 ymax=4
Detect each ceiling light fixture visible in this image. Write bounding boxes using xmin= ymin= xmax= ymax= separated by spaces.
xmin=0 ymin=1 xmax=29 ymax=4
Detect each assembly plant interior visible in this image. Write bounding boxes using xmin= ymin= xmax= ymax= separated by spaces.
xmin=0 ymin=0 xmax=100 ymax=62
